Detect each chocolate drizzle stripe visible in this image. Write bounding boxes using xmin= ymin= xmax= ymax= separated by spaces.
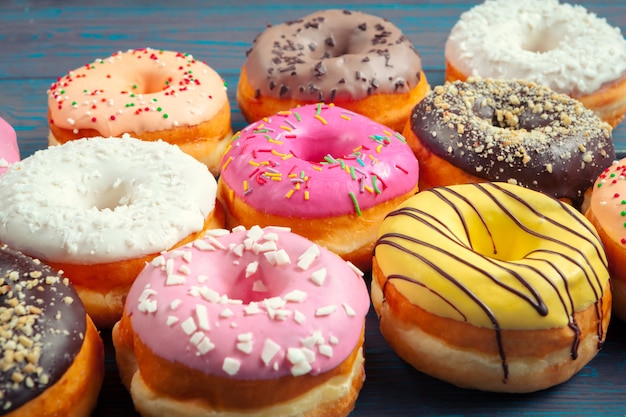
xmin=385 ymin=273 xmax=467 ymax=322
xmin=430 ymin=187 xmax=495 ymax=254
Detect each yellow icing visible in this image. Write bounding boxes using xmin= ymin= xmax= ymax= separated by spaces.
xmin=375 ymin=182 xmax=609 ymax=330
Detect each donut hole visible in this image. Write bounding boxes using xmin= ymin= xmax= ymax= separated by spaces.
xmin=226 ymin=266 xmax=290 ymax=304
xmin=87 ymin=179 xmax=132 ymax=211
xmin=292 ymin=131 xmax=361 ymax=163
xmin=131 ymin=71 xmax=170 ymax=95
xmin=520 ymin=26 xmax=566 ymax=53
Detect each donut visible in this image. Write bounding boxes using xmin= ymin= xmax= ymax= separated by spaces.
xmin=402 ymin=77 xmax=615 ymax=207
xmin=112 ymin=225 xmax=370 ymax=417
xmin=0 ymin=135 xmax=224 ymax=328
xmin=237 ymin=9 xmax=429 ymax=132
xmin=0 ymin=245 xmax=104 ymax=416
xmin=0 ymin=116 xmax=20 ymax=174
xmin=372 ymin=182 xmax=611 ymax=393
xmin=444 ymin=0 xmax=626 ymax=127
xmin=217 ymin=103 xmax=419 ymax=271
xmin=47 ymin=47 xmax=232 ymax=175
xmin=584 ymin=158 xmax=626 ymax=323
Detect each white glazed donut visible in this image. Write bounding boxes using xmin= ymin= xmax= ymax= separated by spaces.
xmin=445 ymin=0 xmax=626 ymax=126
xmin=113 ymin=225 xmax=370 ymax=417
xmin=0 ymin=135 xmax=224 ymax=327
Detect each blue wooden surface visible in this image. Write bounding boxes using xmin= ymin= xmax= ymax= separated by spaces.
xmin=1 ymin=1 xmax=626 ymax=416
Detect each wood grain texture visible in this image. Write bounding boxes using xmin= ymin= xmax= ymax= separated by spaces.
xmin=1 ymin=1 xmax=626 ymax=416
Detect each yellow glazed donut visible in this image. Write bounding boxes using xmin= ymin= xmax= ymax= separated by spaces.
xmin=372 ymin=182 xmax=611 ymax=393
xmin=47 ymin=48 xmax=232 ymax=175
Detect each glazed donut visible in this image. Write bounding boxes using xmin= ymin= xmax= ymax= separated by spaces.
xmin=402 ymin=77 xmax=615 ymax=207
xmin=47 ymin=47 xmax=232 ymax=175
xmin=217 ymin=103 xmax=419 ymax=271
xmin=0 ymin=116 xmax=20 ymax=174
xmin=585 ymin=158 xmax=626 ymax=322
xmin=237 ymin=9 xmax=429 ymax=132
xmin=372 ymin=182 xmax=611 ymax=393
xmin=445 ymin=0 xmax=626 ymax=127
xmin=112 ymin=225 xmax=370 ymax=417
xmin=0 ymin=245 xmax=104 ymax=416
xmin=0 ymin=135 xmax=224 ymax=328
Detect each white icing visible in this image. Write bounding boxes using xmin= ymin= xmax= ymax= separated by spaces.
xmin=0 ymin=136 xmax=216 ymax=263
xmin=445 ymin=0 xmax=626 ymax=95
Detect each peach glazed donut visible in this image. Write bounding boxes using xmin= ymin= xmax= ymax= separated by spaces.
xmin=113 ymin=225 xmax=370 ymax=417
xmin=0 ymin=245 xmax=104 ymax=416
xmin=237 ymin=9 xmax=429 ymax=132
xmin=403 ymin=77 xmax=615 ymax=207
xmin=372 ymin=182 xmax=611 ymax=393
xmin=47 ymin=47 xmax=232 ymax=175
xmin=585 ymin=158 xmax=626 ymax=323
xmin=0 ymin=116 xmax=19 ymax=174
xmin=0 ymin=135 xmax=224 ymax=328
xmin=218 ymin=103 xmax=419 ymax=271
xmin=445 ymin=0 xmax=626 ymax=127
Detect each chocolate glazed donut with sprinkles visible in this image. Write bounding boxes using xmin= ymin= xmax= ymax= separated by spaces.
xmin=0 ymin=245 xmax=104 ymax=417
xmin=217 ymin=103 xmax=419 ymax=272
xmin=237 ymin=9 xmax=430 ymax=132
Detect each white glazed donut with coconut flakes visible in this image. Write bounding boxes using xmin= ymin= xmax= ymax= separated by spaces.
xmin=112 ymin=225 xmax=370 ymax=417
xmin=0 ymin=135 xmax=215 ymax=262
xmin=0 ymin=135 xmax=221 ymax=328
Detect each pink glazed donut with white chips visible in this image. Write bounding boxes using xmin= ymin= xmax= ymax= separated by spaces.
xmin=112 ymin=225 xmax=369 ymax=417
xmin=217 ymin=103 xmax=419 ymax=271
xmin=0 ymin=116 xmax=20 ymax=174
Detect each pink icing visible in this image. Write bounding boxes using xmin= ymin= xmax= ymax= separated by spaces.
xmin=219 ymin=103 xmax=419 ymax=218
xmin=0 ymin=117 xmax=20 ymax=175
xmin=47 ymin=48 xmax=228 ymax=136
xmin=126 ymin=225 xmax=370 ymax=380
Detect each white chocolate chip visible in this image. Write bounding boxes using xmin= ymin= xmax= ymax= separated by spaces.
xmin=261 ymin=339 xmax=281 ymax=366
xmin=315 ymin=305 xmax=337 ymax=317
xmin=310 ymin=268 xmax=327 ymax=286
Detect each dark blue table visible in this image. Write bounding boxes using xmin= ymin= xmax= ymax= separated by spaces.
xmin=1 ymin=1 xmax=625 ymax=416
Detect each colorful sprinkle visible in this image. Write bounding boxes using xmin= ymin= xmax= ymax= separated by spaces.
xmin=348 ymin=192 xmax=362 ymax=216
xmin=372 ymin=175 xmax=382 ymax=194
xmin=314 ymin=114 xmax=328 ymax=125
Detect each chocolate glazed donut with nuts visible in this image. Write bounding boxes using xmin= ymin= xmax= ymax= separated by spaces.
xmin=237 ymin=9 xmax=430 ymax=131
xmin=402 ymin=77 xmax=615 ymax=207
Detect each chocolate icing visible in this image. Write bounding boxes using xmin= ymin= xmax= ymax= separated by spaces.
xmin=0 ymin=246 xmax=86 ymax=414
xmin=243 ymin=9 xmax=423 ymax=102
xmin=374 ymin=183 xmax=608 ymax=383
xmin=408 ymin=78 xmax=615 ymax=205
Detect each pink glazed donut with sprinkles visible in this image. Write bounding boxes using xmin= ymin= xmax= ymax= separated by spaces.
xmin=0 ymin=116 xmax=20 ymax=174
xmin=112 ymin=225 xmax=369 ymax=417
xmin=217 ymin=103 xmax=419 ymax=271
xmin=585 ymin=157 xmax=626 ymax=323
